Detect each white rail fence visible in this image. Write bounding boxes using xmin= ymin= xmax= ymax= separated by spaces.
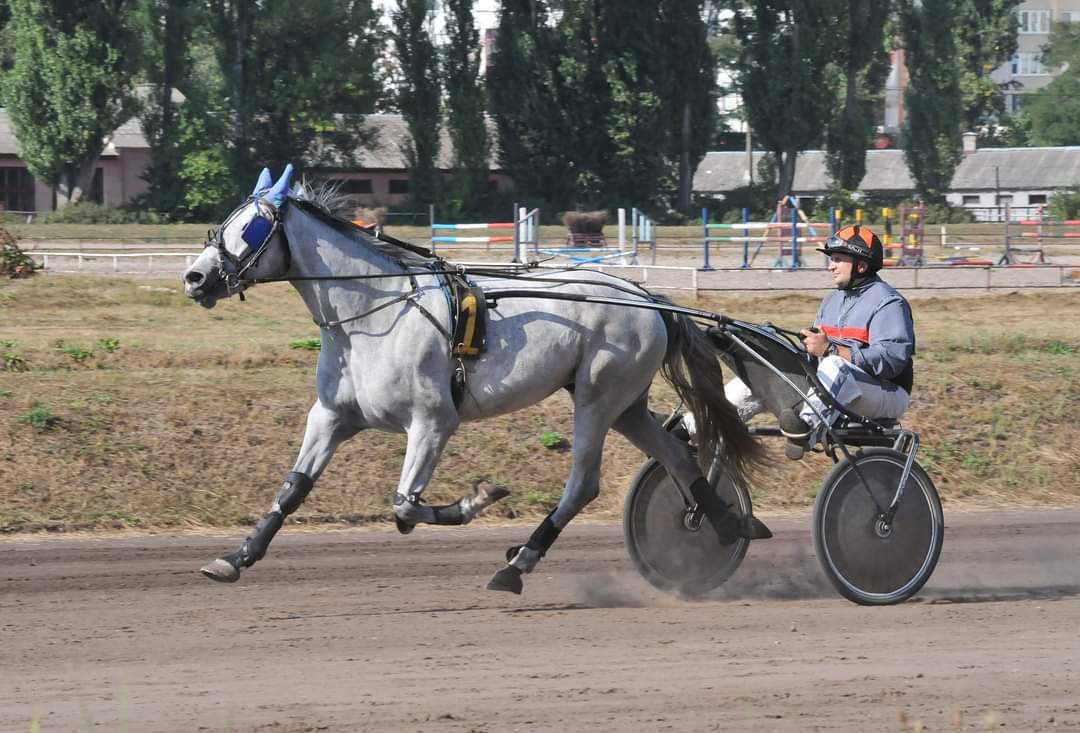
xmin=30 ymin=252 xmax=1078 ymax=295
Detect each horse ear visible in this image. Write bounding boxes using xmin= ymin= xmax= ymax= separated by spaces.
xmin=252 ymin=167 xmax=273 ymax=196
xmin=267 ymin=164 xmax=294 ymax=207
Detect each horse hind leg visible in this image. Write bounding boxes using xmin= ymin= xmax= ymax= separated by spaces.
xmin=487 ymin=406 xmax=607 ymax=595
xmin=613 ymin=398 xmax=772 ymax=545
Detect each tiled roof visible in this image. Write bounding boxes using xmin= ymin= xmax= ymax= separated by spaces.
xmin=693 ymin=147 xmax=1080 ymax=193
xmin=1 ymin=110 xmax=500 ymax=170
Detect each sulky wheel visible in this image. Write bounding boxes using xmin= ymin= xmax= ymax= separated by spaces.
xmin=624 ymin=456 xmax=752 ymax=598
xmin=813 ymin=448 xmax=943 ymax=605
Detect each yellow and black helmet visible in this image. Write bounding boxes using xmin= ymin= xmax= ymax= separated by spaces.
xmin=817 ymin=225 xmax=884 ymax=274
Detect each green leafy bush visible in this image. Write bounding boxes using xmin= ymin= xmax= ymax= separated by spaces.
xmin=19 ymin=402 xmax=57 ymax=431
xmin=2 ymin=349 xmax=27 ymax=371
xmin=538 ymin=431 xmax=569 ymax=450
xmin=96 ymin=337 xmax=121 ymax=353
xmin=1049 ymin=188 xmax=1080 ymax=220
xmin=37 ymin=202 xmax=163 ymax=225
xmin=289 ymin=338 xmax=321 ymax=351
xmin=0 ymin=221 xmax=37 ymax=278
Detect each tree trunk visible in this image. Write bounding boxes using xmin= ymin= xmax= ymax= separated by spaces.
xmin=677 ymin=100 xmax=692 ymax=212
xmin=777 ymin=149 xmax=797 ymax=201
xmin=57 ymin=155 xmax=101 ymax=206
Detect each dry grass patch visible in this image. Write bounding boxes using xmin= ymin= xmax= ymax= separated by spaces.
xmin=1 ymin=277 xmax=1078 ymax=532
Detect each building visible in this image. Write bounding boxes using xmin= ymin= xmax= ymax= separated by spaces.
xmin=310 ymin=114 xmax=510 ymax=208
xmin=994 ymin=0 xmax=1080 ymax=114
xmin=693 ymin=136 xmax=1080 ymax=221
xmin=0 ymin=110 xmax=508 ymax=214
xmin=0 ymin=110 xmax=151 ymax=214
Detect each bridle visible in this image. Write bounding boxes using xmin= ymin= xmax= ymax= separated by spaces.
xmin=203 ymin=196 xmax=289 ymax=300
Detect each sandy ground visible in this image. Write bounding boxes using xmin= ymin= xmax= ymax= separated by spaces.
xmin=3 ymin=509 xmax=1080 ymax=732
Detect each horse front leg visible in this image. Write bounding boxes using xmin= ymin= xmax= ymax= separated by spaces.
xmin=391 ymin=418 xmax=510 ymax=533
xmin=200 ymin=402 xmax=357 ymax=583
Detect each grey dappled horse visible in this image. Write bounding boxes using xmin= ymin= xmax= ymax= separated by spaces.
xmin=182 ymin=165 xmax=767 ymax=594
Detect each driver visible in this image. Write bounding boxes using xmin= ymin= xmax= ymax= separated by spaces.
xmin=725 ymin=224 xmax=916 ymax=458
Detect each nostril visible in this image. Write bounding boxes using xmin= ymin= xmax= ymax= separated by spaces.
xmin=185 ymin=270 xmax=205 ymax=286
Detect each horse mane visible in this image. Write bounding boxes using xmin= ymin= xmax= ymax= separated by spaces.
xmin=287 ymin=180 xmax=436 ymax=269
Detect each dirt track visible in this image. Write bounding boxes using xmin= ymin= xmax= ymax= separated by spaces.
xmin=3 ymin=509 xmax=1080 ymax=732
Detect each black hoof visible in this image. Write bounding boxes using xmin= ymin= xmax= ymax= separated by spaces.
xmin=395 ymin=515 xmax=415 ymax=535
xmin=744 ymin=515 xmax=773 ymax=540
xmin=486 ymin=565 xmax=523 ymax=594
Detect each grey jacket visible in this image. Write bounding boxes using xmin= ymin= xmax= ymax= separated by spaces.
xmin=814 ymin=276 xmax=915 ymax=392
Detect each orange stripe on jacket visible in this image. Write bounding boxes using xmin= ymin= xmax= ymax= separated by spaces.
xmin=819 ymin=325 xmax=870 ymax=345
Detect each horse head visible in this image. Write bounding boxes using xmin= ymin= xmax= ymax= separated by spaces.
xmin=183 ymin=165 xmax=294 ymax=308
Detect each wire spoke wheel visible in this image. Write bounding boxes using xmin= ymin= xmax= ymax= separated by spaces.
xmin=624 ymin=458 xmax=751 ymax=598
xmin=813 ymin=448 xmax=943 ymax=605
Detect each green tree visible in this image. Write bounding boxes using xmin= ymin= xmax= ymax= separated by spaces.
xmin=824 ymin=0 xmax=892 ymax=191
xmin=729 ymin=0 xmax=843 ymax=200
xmin=661 ymin=0 xmax=718 ymax=213
xmin=207 ymin=0 xmax=383 ymax=191
xmin=1 ymin=0 xmax=141 ymax=204
xmin=488 ymin=0 xmax=574 ymax=210
xmin=955 ymin=0 xmax=1020 ymax=132
xmin=1024 ymin=21 xmax=1080 ymax=146
xmin=899 ymin=0 xmax=963 ymax=202
xmin=391 ymin=0 xmax=441 ymax=208
xmin=591 ymin=0 xmax=670 ymax=207
xmin=443 ymin=0 xmax=491 ymax=217
xmin=135 ymin=0 xmax=198 ymax=215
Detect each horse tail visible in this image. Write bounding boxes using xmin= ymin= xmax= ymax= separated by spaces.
xmin=660 ymin=311 xmax=764 ymax=484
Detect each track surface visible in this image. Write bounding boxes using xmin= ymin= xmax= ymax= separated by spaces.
xmin=3 ymin=510 xmax=1080 ymax=732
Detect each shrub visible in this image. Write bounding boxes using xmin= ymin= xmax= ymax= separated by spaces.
xmin=96 ymin=337 xmax=121 ymax=353
xmin=53 ymin=340 xmax=93 ymax=363
xmin=538 ymin=431 xmax=569 ymax=450
xmin=561 ymin=210 xmax=608 ymax=234
xmin=19 ymin=402 xmax=57 ymax=431
xmin=289 ymin=338 xmax=321 ymax=351
xmin=37 ymin=202 xmax=163 ymax=225
xmin=1049 ymin=188 xmax=1080 ymax=220
xmin=2 ymin=349 xmax=27 ymax=372
xmin=0 ymin=221 xmax=37 ymax=278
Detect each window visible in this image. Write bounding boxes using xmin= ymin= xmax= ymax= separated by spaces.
xmin=1018 ymin=10 xmax=1050 ymax=34
xmin=1009 ymin=94 xmax=1026 ymax=113
xmin=388 ymin=179 xmax=410 ymax=195
xmin=1028 ymin=194 xmax=1047 ymax=205
xmin=1011 ymin=53 xmax=1049 ymax=75
xmin=962 ymin=194 xmax=981 ymax=205
xmin=997 ymin=194 xmax=1013 ymax=205
xmin=0 ymin=167 xmax=35 ymax=212
xmin=331 ymin=178 xmax=373 ymax=195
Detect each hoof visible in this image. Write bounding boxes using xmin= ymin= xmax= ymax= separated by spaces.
xmin=200 ymin=558 xmax=240 ymax=583
xmin=394 ymin=515 xmax=415 ymax=535
xmin=744 ymin=515 xmax=773 ymax=540
xmin=486 ymin=565 xmax=523 ymax=594
xmin=476 ymin=480 xmax=511 ymax=503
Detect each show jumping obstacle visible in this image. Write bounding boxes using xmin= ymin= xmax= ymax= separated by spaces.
xmin=430 ymin=205 xmax=539 ymax=263
xmin=702 ymin=196 xmax=836 ymax=270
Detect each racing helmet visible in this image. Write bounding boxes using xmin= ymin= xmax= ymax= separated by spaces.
xmin=817 ymin=225 xmax=883 ymax=274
